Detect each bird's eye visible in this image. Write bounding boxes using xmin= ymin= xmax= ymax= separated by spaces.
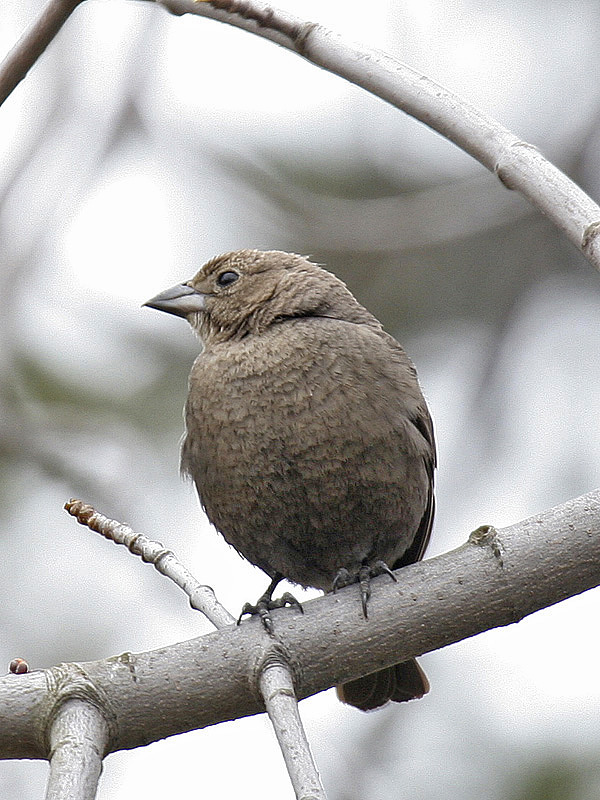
xmin=216 ymin=271 xmax=239 ymax=287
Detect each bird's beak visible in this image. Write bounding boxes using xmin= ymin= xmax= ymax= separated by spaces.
xmin=143 ymin=283 xmax=207 ymax=318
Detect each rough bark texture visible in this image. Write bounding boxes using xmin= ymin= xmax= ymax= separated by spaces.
xmin=1 ymin=489 xmax=598 ymax=759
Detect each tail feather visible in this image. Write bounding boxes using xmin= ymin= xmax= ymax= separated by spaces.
xmin=336 ymin=658 xmax=429 ymax=711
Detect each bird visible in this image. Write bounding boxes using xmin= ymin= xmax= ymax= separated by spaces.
xmin=144 ymin=249 xmax=436 ymax=711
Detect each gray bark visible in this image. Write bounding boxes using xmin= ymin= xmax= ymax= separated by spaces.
xmin=1 ymin=488 xmax=598 ymax=761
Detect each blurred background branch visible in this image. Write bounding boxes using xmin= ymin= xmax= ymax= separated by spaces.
xmin=0 ymin=0 xmax=83 ymax=104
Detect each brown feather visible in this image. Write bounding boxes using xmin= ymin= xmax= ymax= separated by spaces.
xmin=148 ymin=250 xmax=436 ymax=710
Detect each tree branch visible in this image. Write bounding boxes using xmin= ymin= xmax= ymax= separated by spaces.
xmin=0 ymin=0 xmax=84 ymax=106
xmin=64 ymin=499 xmax=236 ymax=630
xmin=45 ymin=698 xmax=109 ymax=800
xmin=220 ymin=160 xmax=533 ymax=252
xmin=1 ymin=488 xmax=598 ymax=760
xmin=3 ymin=0 xmax=600 ymax=267
xmin=63 ymin=498 xmax=324 ymax=799
xmin=150 ymin=0 xmax=600 ymax=271
xmin=260 ymin=657 xmax=327 ymax=800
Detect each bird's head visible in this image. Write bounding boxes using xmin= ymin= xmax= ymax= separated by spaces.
xmin=144 ymin=249 xmax=378 ymax=343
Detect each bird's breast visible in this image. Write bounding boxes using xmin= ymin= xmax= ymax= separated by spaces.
xmin=181 ymin=320 xmax=432 ymax=589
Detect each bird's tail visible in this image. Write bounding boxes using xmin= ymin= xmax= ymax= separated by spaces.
xmin=336 ymin=658 xmax=429 ymax=711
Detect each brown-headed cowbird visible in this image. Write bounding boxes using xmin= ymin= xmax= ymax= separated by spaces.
xmin=144 ymin=249 xmax=435 ymax=711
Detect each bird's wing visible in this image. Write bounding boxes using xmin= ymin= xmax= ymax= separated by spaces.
xmin=393 ymin=407 xmax=436 ymax=568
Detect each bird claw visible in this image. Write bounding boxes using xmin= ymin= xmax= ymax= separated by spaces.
xmin=238 ymin=592 xmax=303 ymax=635
xmin=371 ymin=560 xmax=398 ymax=583
xmin=358 ymin=564 xmax=372 ymax=618
xmin=332 ymin=568 xmax=353 ymax=591
xmin=333 ymin=561 xmax=397 ymax=618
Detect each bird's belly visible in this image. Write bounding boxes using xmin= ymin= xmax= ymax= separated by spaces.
xmin=182 ymin=327 xmax=432 ymax=591
xmin=190 ymin=429 xmax=428 ymax=591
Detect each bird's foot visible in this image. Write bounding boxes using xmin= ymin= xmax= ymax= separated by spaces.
xmin=238 ymin=592 xmax=303 ymax=635
xmin=332 ymin=560 xmax=397 ymax=618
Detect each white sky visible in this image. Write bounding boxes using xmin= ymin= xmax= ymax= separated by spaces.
xmin=60 ymin=0 xmax=600 ymax=304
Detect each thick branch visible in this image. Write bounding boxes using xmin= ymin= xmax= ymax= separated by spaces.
xmin=1 ymin=489 xmax=598 ymax=760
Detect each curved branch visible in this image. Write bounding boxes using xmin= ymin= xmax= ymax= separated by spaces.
xmin=218 ymin=152 xmax=534 ymax=251
xmin=3 ymin=0 xmax=600 ymax=266
xmin=1 ymin=488 xmax=598 ymax=759
xmin=153 ymin=0 xmax=600 ymax=270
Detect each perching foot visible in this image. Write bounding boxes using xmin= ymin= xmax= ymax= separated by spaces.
xmin=333 ymin=560 xmax=397 ymax=618
xmin=237 ymin=574 xmax=303 ymax=635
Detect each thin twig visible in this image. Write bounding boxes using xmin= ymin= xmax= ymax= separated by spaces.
xmin=64 ymin=499 xmax=235 ymax=629
xmin=260 ymin=658 xmax=327 ymax=800
xmin=45 ymin=698 xmax=109 ymax=800
xmin=65 ymin=499 xmax=324 ymax=798
xmin=0 ymin=0 xmax=84 ymax=107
